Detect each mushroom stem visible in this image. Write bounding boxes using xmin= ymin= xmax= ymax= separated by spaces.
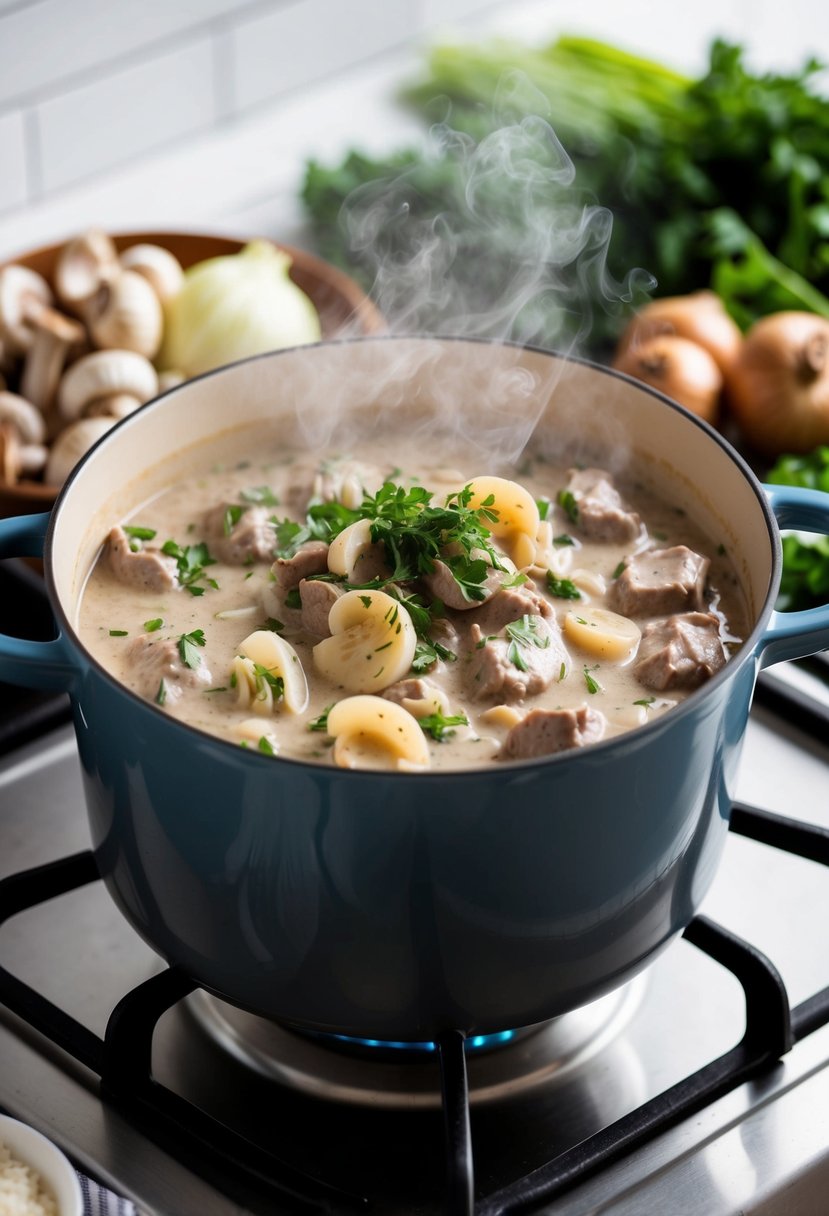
xmin=21 ymin=305 xmax=86 ymax=412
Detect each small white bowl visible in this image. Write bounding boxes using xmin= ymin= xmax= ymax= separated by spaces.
xmin=0 ymin=1114 xmax=83 ymax=1216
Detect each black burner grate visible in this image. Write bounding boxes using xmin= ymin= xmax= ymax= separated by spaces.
xmin=2 ymin=802 xmax=829 ymax=1215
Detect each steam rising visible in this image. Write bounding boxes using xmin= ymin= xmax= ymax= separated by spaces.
xmin=339 ymin=83 xmax=654 ymax=354
xmin=303 ymin=80 xmax=655 ymax=466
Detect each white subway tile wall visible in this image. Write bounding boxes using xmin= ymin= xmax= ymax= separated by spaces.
xmin=0 ymin=0 xmax=824 ymax=237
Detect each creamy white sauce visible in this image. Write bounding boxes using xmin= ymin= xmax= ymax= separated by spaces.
xmin=76 ymin=430 xmax=750 ymax=771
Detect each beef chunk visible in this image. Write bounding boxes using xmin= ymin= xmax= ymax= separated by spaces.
xmin=563 ymin=468 xmax=641 ymax=542
xmin=263 ymin=540 xmax=330 ymax=628
xmin=106 ymin=525 xmax=178 ymax=593
xmin=299 ymin=578 xmax=342 ymax=637
xmin=128 ymin=634 xmax=213 ymax=704
xmin=203 ymin=503 xmax=276 ymax=565
xmin=501 ymin=705 xmax=606 ymax=760
xmin=610 ymin=546 xmax=709 ymax=618
xmin=423 ymin=557 xmax=505 ymax=611
xmin=467 ymin=614 xmax=569 ymax=702
xmin=467 ymin=581 xmax=552 ymax=635
xmin=634 ymin=612 xmax=726 ymax=691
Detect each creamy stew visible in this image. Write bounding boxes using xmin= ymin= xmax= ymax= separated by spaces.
xmin=77 ymin=432 xmax=750 ymax=771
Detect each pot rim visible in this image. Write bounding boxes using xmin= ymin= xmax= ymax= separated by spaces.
xmin=44 ymin=333 xmax=780 ymax=779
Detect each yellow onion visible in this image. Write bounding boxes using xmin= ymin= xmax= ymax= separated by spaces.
xmin=615 ymin=290 xmax=742 ymax=379
xmin=160 ymin=240 xmax=321 ymax=377
xmin=612 ymin=333 xmax=722 ymax=424
xmin=727 ymin=311 xmax=829 ymax=455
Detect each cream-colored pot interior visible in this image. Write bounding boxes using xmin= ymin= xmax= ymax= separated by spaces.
xmin=49 ymin=338 xmax=772 ymax=628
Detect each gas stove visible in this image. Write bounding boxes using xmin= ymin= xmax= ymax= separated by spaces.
xmin=1 ymin=558 xmax=829 ymax=1215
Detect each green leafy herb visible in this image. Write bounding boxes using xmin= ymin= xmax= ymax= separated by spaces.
xmin=583 ymin=666 xmax=601 ymax=694
xmin=501 ymin=571 xmax=529 ymax=589
xmin=253 ymin=662 xmax=285 ymax=702
xmin=308 ymin=705 xmax=334 ymax=732
xmin=419 ymin=710 xmax=469 ymax=742
xmin=155 ymin=679 xmax=167 ymax=706
xmin=123 ymin=525 xmax=157 ymax=541
xmin=634 ymin=696 xmax=656 ymax=707
xmin=504 ymin=614 xmax=550 ymax=671
xmin=545 ymin=572 xmax=581 ymax=600
xmin=557 ymin=490 xmax=580 ymax=525
xmin=262 ymin=617 xmax=284 ymax=632
xmin=241 ymin=485 xmax=280 ymax=506
xmin=144 ymin=617 xmax=163 ymax=632
xmin=767 ymin=448 xmax=829 ymax=609
xmin=536 ymin=497 xmax=552 ymax=521
xmin=612 ymin=561 xmax=626 ymax=579
xmin=109 ymin=629 xmax=128 ymax=637
xmin=178 ymin=629 xmax=206 ymax=669
xmin=258 ymin=736 xmax=276 ymax=756
xmin=223 ymin=504 xmax=247 ymax=535
xmin=554 ymin=534 xmax=575 ymax=547
xmin=161 ymin=539 xmax=219 ymax=596
xmin=411 ymin=638 xmax=457 ymax=672
xmin=285 ymin=588 xmax=302 ymax=610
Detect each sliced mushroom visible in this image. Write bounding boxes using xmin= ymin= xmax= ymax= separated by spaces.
xmin=20 ymin=305 xmax=85 ymax=412
xmin=0 ymin=392 xmax=48 ymax=485
xmin=0 ymin=265 xmax=53 ymax=355
xmin=120 ymin=244 xmax=183 ymax=301
xmin=57 ymin=349 xmax=158 ymax=421
xmin=85 ymin=270 xmax=163 ymax=358
xmin=45 ymin=416 xmax=116 ymax=487
xmin=54 ymin=229 xmax=119 ymax=314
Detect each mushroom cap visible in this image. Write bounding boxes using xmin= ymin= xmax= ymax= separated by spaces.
xmin=57 ymin=349 xmax=158 ymax=420
xmin=119 ymin=244 xmax=184 ymax=301
xmin=0 ymin=265 xmax=53 ymax=354
xmin=45 ymin=415 xmax=116 ymax=486
xmin=54 ymin=229 xmax=119 ymax=311
xmin=86 ymin=270 xmax=163 ymax=359
xmin=0 ymin=390 xmax=47 ymax=444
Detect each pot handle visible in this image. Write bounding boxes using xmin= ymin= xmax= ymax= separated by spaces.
xmin=0 ymin=513 xmax=76 ymax=691
xmin=758 ymin=484 xmax=829 ymax=668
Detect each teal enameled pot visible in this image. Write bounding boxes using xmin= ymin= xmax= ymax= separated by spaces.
xmin=2 ymin=337 xmax=829 ymax=1041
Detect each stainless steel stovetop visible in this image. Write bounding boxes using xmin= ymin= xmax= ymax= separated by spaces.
xmin=1 ymin=561 xmax=829 ymax=1214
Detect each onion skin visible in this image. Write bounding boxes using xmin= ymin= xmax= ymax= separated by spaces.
xmin=727 ymin=311 xmax=829 ymax=455
xmin=615 ymin=290 xmax=743 ymax=379
xmin=612 ymin=334 xmax=723 ymax=424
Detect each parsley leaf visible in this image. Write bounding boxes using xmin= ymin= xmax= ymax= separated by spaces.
xmin=241 ymin=485 xmax=280 ymax=506
xmin=123 ymin=525 xmax=157 ymax=541
xmin=144 ymin=617 xmax=163 ymax=632
xmin=109 ymin=629 xmax=128 ymax=637
xmin=178 ymin=629 xmax=206 ymax=669
xmin=308 ymin=705 xmax=333 ymax=732
xmin=545 ymin=573 xmax=581 ymax=599
xmin=583 ymin=666 xmax=601 ymax=694
xmin=161 ymin=539 xmax=219 ymax=596
xmin=258 ymin=736 xmax=277 ymax=755
xmin=557 ymin=489 xmax=580 ymax=525
xmin=223 ymin=504 xmax=247 ymax=535
xmin=418 ymin=710 xmax=469 ymax=741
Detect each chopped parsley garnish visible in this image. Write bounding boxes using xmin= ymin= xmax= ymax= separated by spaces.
xmin=308 ymin=705 xmax=333 ymax=732
xmin=204 ymin=686 xmax=227 ymax=694
xmin=554 ymin=533 xmax=575 ymax=547
xmin=419 ymin=710 xmax=469 ymax=742
xmin=359 ymin=594 xmax=373 ymax=608
xmin=501 ymin=571 xmax=529 ymax=589
xmin=161 ymin=539 xmax=218 ymax=596
xmin=178 ymin=629 xmax=206 ymax=669
xmin=155 ymin=679 xmax=167 ymax=706
xmin=536 ymin=497 xmax=552 ymax=521
xmin=271 ymin=480 xmax=506 ymax=603
xmin=634 ymin=696 xmax=656 ymax=708
xmin=123 ymin=525 xmax=157 ymax=540
xmin=223 ymin=504 xmax=247 ymax=535
xmin=109 ymin=629 xmax=128 ymax=636
xmin=262 ymin=617 xmax=284 ymax=632
xmin=545 ymin=573 xmax=581 ymax=600
xmin=144 ymin=617 xmax=163 ymax=632
xmin=252 ymin=663 xmax=284 ymax=701
xmin=557 ymin=489 xmax=580 ymax=525
xmin=583 ymin=666 xmax=601 ymax=694
xmin=285 ymin=588 xmax=302 ymax=610
xmin=411 ymin=638 xmax=457 ymax=673
xmin=258 ymin=736 xmax=276 ymax=756
xmin=504 ymin=614 xmax=550 ymax=671
xmin=612 ymin=561 xmax=626 ymax=579
xmin=241 ymin=485 xmax=280 ymax=506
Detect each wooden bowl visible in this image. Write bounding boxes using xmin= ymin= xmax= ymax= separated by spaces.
xmin=0 ymin=231 xmax=385 ymax=518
